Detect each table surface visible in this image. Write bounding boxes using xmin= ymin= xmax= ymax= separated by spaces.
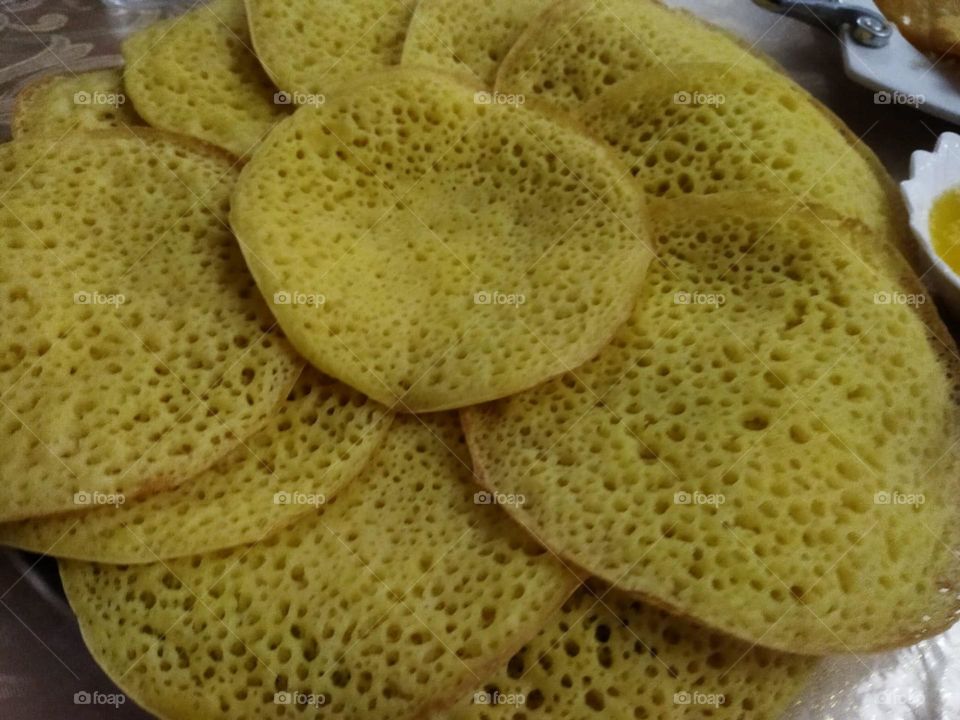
xmin=0 ymin=1 xmax=957 ymax=718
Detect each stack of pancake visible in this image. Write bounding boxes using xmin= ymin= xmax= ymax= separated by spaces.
xmin=3 ymin=1 xmax=958 ymax=718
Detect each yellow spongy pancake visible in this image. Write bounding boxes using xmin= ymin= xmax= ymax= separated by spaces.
xmin=12 ymin=69 xmax=141 ymax=137
xmin=246 ymin=0 xmax=417 ymax=98
xmin=463 ymin=193 xmax=960 ymax=655
xmin=579 ymin=65 xmax=892 ymax=234
xmin=0 ymin=368 xmax=391 ymax=562
xmin=0 ymin=130 xmax=302 ymax=522
xmin=496 ymin=0 xmax=915 ymax=264
xmin=122 ymin=0 xmax=290 ymax=158
xmin=61 ymin=413 xmax=579 ymax=720
xmin=402 ymin=0 xmax=554 ymax=87
xmin=445 ymin=585 xmax=817 ymax=720
xmin=230 ymin=68 xmax=653 ymax=413
xmin=496 ymin=0 xmax=769 ymax=114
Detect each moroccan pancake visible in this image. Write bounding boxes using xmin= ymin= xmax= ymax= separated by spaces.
xmin=61 ymin=413 xmax=579 ymax=720
xmin=0 ymin=368 xmax=391 ymax=562
xmin=578 ymin=64 xmax=893 ymax=236
xmin=230 ymin=68 xmax=652 ymax=412
xmin=122 ymin=0 xmax=290 ymax=158
xmin=402 ymin=0 xmax=553 ymax=87
xmin=0 ymin=130 xmax=302 ymax=522
xmin=445 ymin=585 xmax=817 ymax=720
xmin=462 ymin=193 xmax=960 ymax=654
xmin=495 ymin=0 xmax=770 ymax=114
xmin=246 ymin=0 xmax=417 ymax=98
xmin=12 ymin=69 xmax=141 ymax=137
xmin=496 ymin=0 xmax=914 ymax=264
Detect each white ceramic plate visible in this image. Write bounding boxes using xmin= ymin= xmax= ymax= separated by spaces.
xmin=902 ymin=132 xmax=960 ymax=311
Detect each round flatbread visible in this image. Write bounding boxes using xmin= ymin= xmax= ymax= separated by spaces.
xmin=122 ymin=0 xmax=290 ymax=158
xmin=463 ymin=193 xmax=960 ymax=655
xmin=0 ymin=129 xmax=302 ymax=522
xmin=246 ymin=0 xmax=417 ymax=98
xmin=578 ymin=64 xmax=894 ymax=236
xmin=230 ymin=68 xmax=653 ymax=412
xmin=495 ymin=0 xmax=769 ymax=114
xmin=0 ymin=368 xmax=391 ymax=562
xmin=445 ymin=585 xmax=817 ymax=720
xmin=61 ymin=413 xmax=579 ymax=720
xmin=402 ymin=0 xmax=553 ymax=87
xmin=495 ymin=0 xmax=916 ymax=264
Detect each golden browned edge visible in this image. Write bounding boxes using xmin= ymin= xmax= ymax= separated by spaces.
xmin=230 ymin=66 xmax=655 ymax=414
xmin=98 ymin=361 xmax=301 ymax=514
xmin=10 ymin=72 xmax=72 ymax=137
xmin=462 ymin=402 xmax=960 ymax=656
xmin=10 ymin=74 xmax=51 ymax=137
xmin=460 ymin=404 xmax=779 ymax=652
xmin=459 ymin=195 xmax=960 ymax=656
xmin=2 ymin=359 xmax=303 ymax=526
xmin=0 ymin=127 xmax=304 ymax=522
xmin=0 ymin=381 xmax=402 ymax=566
xmin=10 ymin=68 xmax=142 ymax=138
xmin=28 ymin=124 xmax=245 ymax=168
xmin=10 ymin=65 xmax=128 ymax=140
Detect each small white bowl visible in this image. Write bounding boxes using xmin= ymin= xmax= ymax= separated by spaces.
xmin=902 ymin=132 xmax=960 ymax=312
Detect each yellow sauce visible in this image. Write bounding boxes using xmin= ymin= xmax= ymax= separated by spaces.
xmin=931 ymin=188 xmax=960 ymax=275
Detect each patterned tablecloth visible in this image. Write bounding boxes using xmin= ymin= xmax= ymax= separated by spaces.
xmin=0 ymin=0 xmax=194 ymax=139
xmin=0 ymin=1 xmax=958 ymax=719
